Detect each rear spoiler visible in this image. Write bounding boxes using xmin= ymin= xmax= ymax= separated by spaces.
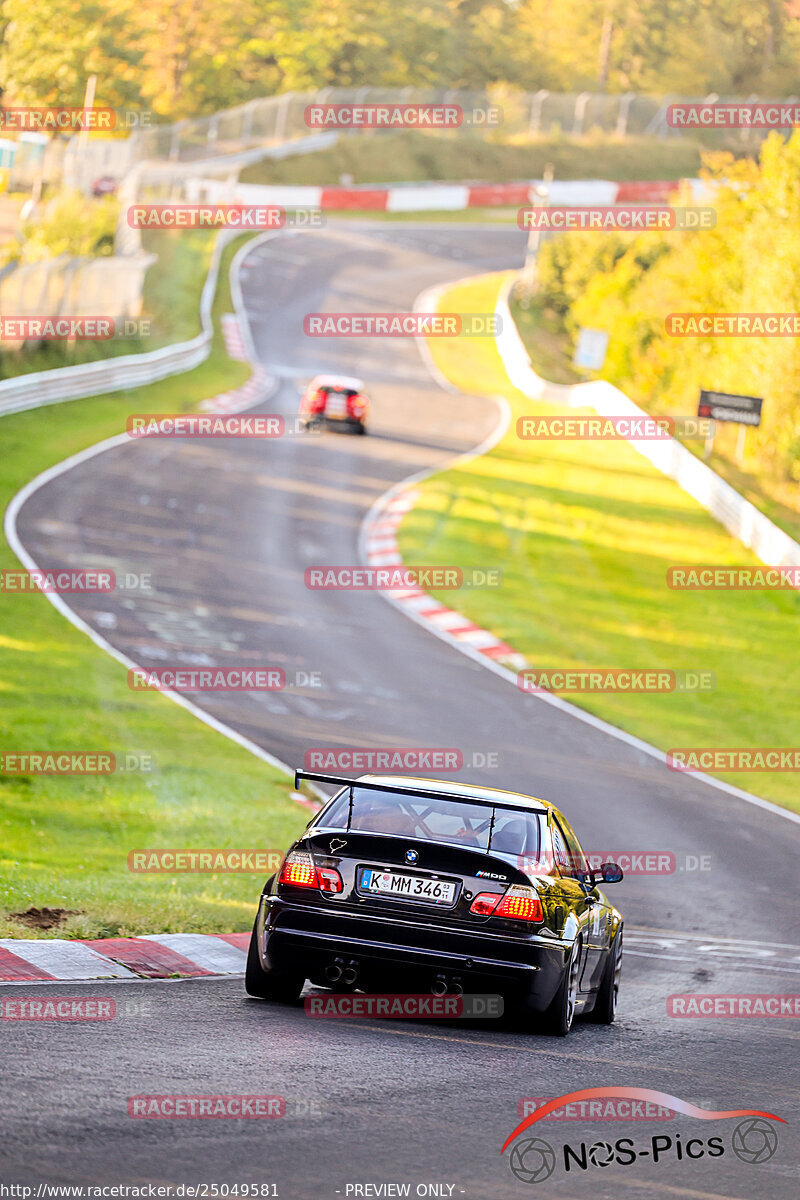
xmin=294 ymin=770 xmax=498 ymax=809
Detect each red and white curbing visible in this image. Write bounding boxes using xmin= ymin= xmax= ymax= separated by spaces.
xmin=193 ymin=178 xmax=703 ymax=215
xmin=0 ymin=932 xmax=250 ymax=983
xmin=221 ymin=312 xmax=249 ymax=361
xmin=362 ymin=486 xmax=527 ymax=671
xmin=199 ymin=364 xmax=271 ymax=414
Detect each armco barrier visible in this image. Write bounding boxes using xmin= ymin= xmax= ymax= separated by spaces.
xmin=0 ymin=230 xmax=239 ymax=420
xmin=494 ymin=274 xmax=800 ymax=572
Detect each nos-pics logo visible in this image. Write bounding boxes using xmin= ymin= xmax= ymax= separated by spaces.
xmin=502 ymin=1089 xmax=782 ymax=1184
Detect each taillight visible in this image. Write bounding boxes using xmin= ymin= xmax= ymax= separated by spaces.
xmin=347 ymin=393 xmax=367 ymax=416
xmin=279 ymin=851 xmax=317 ymax=889
xmin=471 ymin=885 xmax=542 ymax=922
xmin=277 ymin=852 xmax=343 ymax=894
xmin=496 ymin=885 xmax=543 ymax=921
xmin=309 ymin=389 xmax=326 ymax=414
xmin=317 ymin=867 xmax=343 ymax=894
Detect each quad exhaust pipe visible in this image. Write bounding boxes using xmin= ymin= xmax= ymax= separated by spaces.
xmin=342 ymin=960 xmax=359 ymax=987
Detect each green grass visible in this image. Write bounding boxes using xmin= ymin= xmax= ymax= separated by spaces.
xmin=0 ymin=233 xmax=310 ymax=939
xmin=508 ymin=294 xmax=583 ymax=385
xmin=241 ymin=132 xmax=710 ymax=188
xmin=508 ymin=286 xmax=800 ymax=545
xmin=397 ymin=272 xmax=800 ymax=813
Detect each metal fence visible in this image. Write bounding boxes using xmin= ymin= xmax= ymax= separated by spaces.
xmin=124 ymin=89 xmax=777 ymax=164
xmin=19 ymin=87 xmax=781 ymax=193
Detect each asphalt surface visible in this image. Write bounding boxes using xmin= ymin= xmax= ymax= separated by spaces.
xmin=4 ymin=223 xmax=800 ymax=1198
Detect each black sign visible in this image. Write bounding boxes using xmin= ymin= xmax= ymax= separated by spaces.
xmin=698 ymin=390 xmax=763 ymax=427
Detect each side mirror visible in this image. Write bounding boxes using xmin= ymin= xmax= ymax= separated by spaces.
xmin=598 ymin=861 xmax=623 ymax=884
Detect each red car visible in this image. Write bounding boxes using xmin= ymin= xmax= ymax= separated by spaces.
xmin=299 ymin=374 xmax=370 ymax=434
xmin=91 ymin=176 xmax=119 ymax=197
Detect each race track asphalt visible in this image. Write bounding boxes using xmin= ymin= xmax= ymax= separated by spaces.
xmin=4 ymin=223 xmax=799 ymax=1199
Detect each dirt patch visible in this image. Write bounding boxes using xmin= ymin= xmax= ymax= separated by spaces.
xmin=8 ymin=906 xmax=81 ymax=931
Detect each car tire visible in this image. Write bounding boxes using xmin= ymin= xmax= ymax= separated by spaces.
xmin=542 ymin=937 xmax=582 ymax=1036
xmin=587 ymin=926 xmax=622 ymax=1024
xmin=356 ymin=423 xmax=367 ymax=435
xmin=245 ymin=920 xmax=304 ymax=1002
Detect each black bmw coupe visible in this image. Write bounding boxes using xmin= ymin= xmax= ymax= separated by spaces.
xmin=246 ymin=772 xmax=624 ymax=1035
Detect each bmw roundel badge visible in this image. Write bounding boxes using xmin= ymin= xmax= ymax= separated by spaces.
xmin=405 ymin=848 xmax=419 ymax=864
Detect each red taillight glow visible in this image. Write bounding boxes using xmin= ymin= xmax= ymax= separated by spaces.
xmin=347 ymin=393 xmax=368 ymax=415
xmin=279 ymin=852 xmax=317 ymax=889
xmin=471 ymin=885 xmax=542 ymax=922
xmin=317 ymin=867 xmax=343 ymax=894
xmin=496 ymin=887 xmax=543 ymax=922
xmin=309 ymin=389 xmax=327 ymax=414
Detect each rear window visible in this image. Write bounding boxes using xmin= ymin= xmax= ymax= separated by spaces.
xmin=313 ymin=787 xmax=541 ymax=856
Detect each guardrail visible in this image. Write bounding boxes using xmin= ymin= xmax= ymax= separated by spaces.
xmin=0 ymin=229 xmax=237 ymax=420
xmin=494 ymin=275 xmax=800 ymax=571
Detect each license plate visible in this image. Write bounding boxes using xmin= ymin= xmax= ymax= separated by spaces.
xmin=325 ymin=391 xmax=348 ymax=418
xmin=359 ymin=868 xmax=457 ymax=906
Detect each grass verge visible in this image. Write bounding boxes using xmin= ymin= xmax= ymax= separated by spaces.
xmin=508 ymin=289 xmax=800 ymax=544
xmin=397 ymin=272 xmax=800 ymax=813
xmin=0 ymin=233 xmax=310 ymax=939
xmin=241 ymin=132 xmax=710 ymax=187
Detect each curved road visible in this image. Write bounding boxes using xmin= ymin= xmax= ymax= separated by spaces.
xmin=3 ymin=224 xmax=799 ymax=1198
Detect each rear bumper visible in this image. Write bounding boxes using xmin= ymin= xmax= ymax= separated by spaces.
xmin=258 ymin=896 xmax=568 ymax=1009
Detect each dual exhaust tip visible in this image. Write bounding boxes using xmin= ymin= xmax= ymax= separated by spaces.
xmin=431 ymin=973 xmax=463 ymax=997
xmin=325 ymin=957 xmax=359 ymax=986
xmin=323 ymin=960 xmax=464 ymax=996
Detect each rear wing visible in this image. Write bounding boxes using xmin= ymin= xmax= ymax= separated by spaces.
xmin=294 ymin=770 xmax=499 ymax=809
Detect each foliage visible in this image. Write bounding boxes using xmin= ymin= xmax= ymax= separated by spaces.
xmin=2 ymin=0 xmax=800 ymax=119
